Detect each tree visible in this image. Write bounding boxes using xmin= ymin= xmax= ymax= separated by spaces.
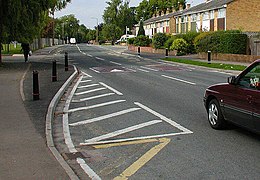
xmin=138 ymin=20 xmax=145 ymax=36
xmin=102 ymin=23 xmax=121 ymax=44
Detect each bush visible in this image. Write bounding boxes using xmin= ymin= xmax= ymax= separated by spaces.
xmin=170 ymin=38 xmax=188 ymax=56
xmin=133 ymin=35 xmax=151 ymax=47
xmin=178 ymin=31 xmax=200 ymax=54
xmin=152 ymin=33 xmax=168 ymax=49
xmin=195 ymin=30 xmax=247 ymax=54
xmin=165 ymin=36 xmax=177 ymax=49
xmin=128 ymin=38 xmax=135 ymax=45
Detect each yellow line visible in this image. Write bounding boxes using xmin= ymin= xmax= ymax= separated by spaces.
xmin=113 ymin=138 xmax=171 ymax=180
xmin=93 ymin=139 xmax=159 ymax=149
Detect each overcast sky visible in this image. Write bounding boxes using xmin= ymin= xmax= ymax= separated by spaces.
xmin=55 ymin=0 xmax=204 ymax=29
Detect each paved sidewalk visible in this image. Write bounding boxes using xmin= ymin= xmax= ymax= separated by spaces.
xmin=0 ymin=47 xmax=73 ymax=179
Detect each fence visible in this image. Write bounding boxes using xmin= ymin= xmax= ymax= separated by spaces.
xmin=30 ymin=38 xmax=64 ymax=51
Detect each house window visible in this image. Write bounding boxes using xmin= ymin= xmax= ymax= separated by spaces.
xmin=218 ymin=8 xmax=226 ymax=18
xmin=203 ymin=12 xmax=209 ymax=20
xmin=191 ymin=14 xmax=196 ymax=22
xmin=160 ymin=22 xmax=163 ymax=27
xmin=210 ymin=10 xmax=214 ymax=19
xmin=166 ymin=20 xmax=169 ymax=26
xmin=197 ymin=13 xmax=200 ymax=21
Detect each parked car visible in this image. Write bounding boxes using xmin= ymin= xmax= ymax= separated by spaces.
xmin=204 ymin=60 xmax=260 ymax=134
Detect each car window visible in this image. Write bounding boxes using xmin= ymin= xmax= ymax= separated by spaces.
xmin=238 ymin=63 xmax=260 ymax=90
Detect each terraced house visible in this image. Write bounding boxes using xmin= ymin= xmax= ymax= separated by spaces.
xmin=142 ymin=0 xmax=260 ymax=37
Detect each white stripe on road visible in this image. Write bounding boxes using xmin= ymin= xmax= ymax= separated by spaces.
xmin=99 ymin=82 xmax=123 ymax=96
xmin=67 ymin=100 xmax=126 ymax=113
xmin=70 ymin=108 xmax=141 ymax=126
xmin=140 ymin=66 xmax=159 ymax=72
xmin=77 ymin=158 xmax=101 ymax=180
xmin=95 ymin=57 xmax=105 ymax=61
xmin=90 ymin=68 xmax=100 ymax=73
xmin=110 ymin=61 xmax=122 ymax=66
xmin=73 ymin=93 xmax=115 ymax=102
xmin=161 ymin=75 xmax=196 ymax=85
xmin=77 ymin=84 xmax=99 ymax=89
xmin=134 ymin=102 xmax=193 ymax=134
xmin=75 ymin=88 xmax=106 ymax=96
xmin=80 ymin=80 xmax=92 ymax=83
xmin=137 ymin=68 xmax=149 ymax=73
xmin=81 ymin=72 xmax=93 ymax=78
xmin=84 ymin=120 xmax=162 ymax=143
xmin=87 ymin=54 xmax=93 ymax=57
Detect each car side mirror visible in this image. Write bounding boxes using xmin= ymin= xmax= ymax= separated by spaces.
xmin=228 ymin=76 xmax=237 ymax=85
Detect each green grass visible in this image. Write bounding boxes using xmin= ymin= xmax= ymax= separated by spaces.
xmin=1 ymin=44 xmax=22 ymax=55
xmin=162 ymin=57 xmax=247 ymax=71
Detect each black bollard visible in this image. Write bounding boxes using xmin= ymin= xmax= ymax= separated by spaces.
xmin=52 ymin=60 xmax=57 ymax=82
xmin=138 ymin=46 xmax=140 ymax=56
xmin=33 ymin=70 xmax=40 ymax=100
xmin=65 ymin=52 xmax=68 ymax=71
xmin=208 ymin=51 xmax=211 ymax=64
xmin=166 ymin=48 xmax=169 ymax=57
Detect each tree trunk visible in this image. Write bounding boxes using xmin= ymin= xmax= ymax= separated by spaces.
xmin=0 ymin=42 xmax=2 ymax=64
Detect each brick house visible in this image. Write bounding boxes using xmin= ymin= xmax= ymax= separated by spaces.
xmin=142 ymin=0 xmax=260 ymax=37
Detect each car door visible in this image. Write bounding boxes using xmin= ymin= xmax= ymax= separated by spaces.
xmin=252 ymin=89 xmax=260 ymax=133
xmin=222 ymin=63 xmax=260 ymax=130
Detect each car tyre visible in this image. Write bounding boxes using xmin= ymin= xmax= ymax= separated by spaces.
xmin=208 ymin=99 xmax=226 ymax=129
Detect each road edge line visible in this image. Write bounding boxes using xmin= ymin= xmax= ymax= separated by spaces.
xmin=46 ymin=65 xmax=80 ymax=180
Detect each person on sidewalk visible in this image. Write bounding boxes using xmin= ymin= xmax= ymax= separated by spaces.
xmin=21 ymin=43 xmax=30 ymax=62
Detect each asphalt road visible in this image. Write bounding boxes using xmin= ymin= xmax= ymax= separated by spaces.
xmin=53 ymin=44 xmax=260 ymax=180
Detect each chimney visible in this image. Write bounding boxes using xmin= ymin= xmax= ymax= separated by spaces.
xmin=179 ymin=4 xmax=183 ymax=11
xmin=166 ymin=8 xmax=170 ymax=14
xmin=186 ymin=4 xmax=191 ymax=9
xmin=156 ymin=11 xmax=160 ymax=17
xmin=161 ymin=11 xmax=164 ymax=16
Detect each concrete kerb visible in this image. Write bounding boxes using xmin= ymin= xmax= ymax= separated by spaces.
xmin=46 ymin=65 xmax=80 ymax=180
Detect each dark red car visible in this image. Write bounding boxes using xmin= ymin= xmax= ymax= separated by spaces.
xmin=204 ymin=60 xmax=260 ymax=134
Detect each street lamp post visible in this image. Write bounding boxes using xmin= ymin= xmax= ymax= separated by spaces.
xmin=91 ymin=17 xmax=99 ymax=44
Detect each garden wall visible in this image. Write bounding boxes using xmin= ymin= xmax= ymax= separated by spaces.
xmin=128 ymin=45 xmax=177 ymax=56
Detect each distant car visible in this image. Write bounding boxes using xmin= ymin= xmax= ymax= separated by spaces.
xmin=70 ymin=38 xmax=76 ymax=44
xmin=204 ymin=60 xmax=260 ymax=134
xmin=115 ymin=34 xmax=135 ymax=44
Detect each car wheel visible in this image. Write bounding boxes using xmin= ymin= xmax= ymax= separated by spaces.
xmin=208 ymin=99 xmax=226 ymax=129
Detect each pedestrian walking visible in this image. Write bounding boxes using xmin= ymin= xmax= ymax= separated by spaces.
xmin=21 ymin=43 xmax=30 ymax=62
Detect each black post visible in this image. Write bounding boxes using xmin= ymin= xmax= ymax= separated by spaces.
xmin=65 ymin=52 xmax=68 ymax=71
xmin=33 ymin=70 xmax=40 ymax=100
xmin=138 ymin=46 xmax=140 ymax=56
xmin=52 ymin=60 xmax=57 ymax=82
xmin=166 ymin=48 xmax=169 ymax=57
xmin=208 ymin=51 xmax=211 ymax=64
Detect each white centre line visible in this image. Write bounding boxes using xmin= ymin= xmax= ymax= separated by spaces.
xmin=87 ymin=54 xmax=93 ymax=57
xmin=140 ymin=66 xmax=159 ymax=72
xmin=161 ymin=75 xmax=196 ymax=85
xmin=110 ymin=61 xmax=122 ymax=66
xmin=75 ymin=88 xmax=106 ymax=96
xmin=95 ymin=57 xmax=105 ymax=61
xmin=67 ymin=100 xmax=126 ymax=113
xmin=69 ymin=108 xmax=141 ymax=126
xmin=90 ymin=68 xmax=100 ymax=73
xmin=77 ymin=84 xmax=99 ymax=89
xmin=137 ymin=68 xmax=149 ymax=73
xmin=99 ymin=82 xmax=123 ymax=96
xmin=84 ymin=120 xmax=162 ymax=144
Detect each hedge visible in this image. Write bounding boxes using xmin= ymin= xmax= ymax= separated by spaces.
xmin=152 ymin=33 xmax=169 ymax=49
xmin=194 ymin=30 xmax=248 ymax=54
xmin=133 ymin=35 xmax=151 ymax=47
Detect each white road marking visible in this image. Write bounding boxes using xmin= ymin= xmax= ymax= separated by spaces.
xmin=99 ymin=82 xmax=123 ymax=96
xmin=67 ymin=100 xmax=126 ymax=113
xmin=75 ymin=88 xmax=106 ymax=96
xmin=73 ymin=93 xmax=115 ymax=102
xmin=140 ymin=66 xmax=159 ymax=72
xmin=81 ymin=72 xmax=93 ymax=78
xmin=87 ymin=54 xmax=93 ymax=57
xmin=84 ymin=120 xmax=162 ymax=143
xmin=110 ymin=61 xmax=122 ymax=66
xmin=134 ymin=102 xmax=193 ymax=134
xmin=63 ymin=75 xmax=83 ymax=153
xmin=77 ymin=158 xmax=101 ymax=180
xmin=69 ymin=108 xmax=141 ymax=126
xmin=90 ymin=68 xmax=100 ymax=73
xmin=137 ymin=68 xmax=149 ymax=73
xmin=95 ymin=57 xmax=105 ymax=61
xmin=161 ymin=75 xmax=196 ymax=85
xmin=80 ymin=80 xmax=92 ymax=83
xmin=77 ymin=84 xmax=99 ymax=89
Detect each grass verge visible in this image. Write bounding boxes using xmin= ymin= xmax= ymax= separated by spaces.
xmin=162 ymin=57 xmax=247 ymax=71
xmin=1 ymin=44 xmax=22 ymax=55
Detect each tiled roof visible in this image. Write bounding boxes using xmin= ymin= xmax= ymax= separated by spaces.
xmin=143 ymin=0 xmax=234 ymax=24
